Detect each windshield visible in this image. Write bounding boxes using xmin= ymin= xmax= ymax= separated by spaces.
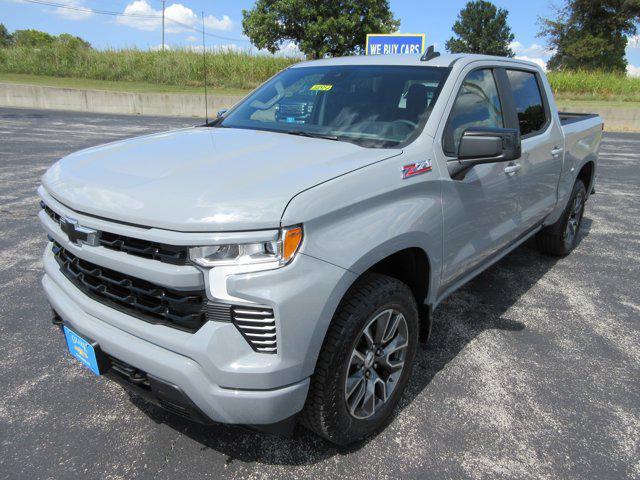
xmin=218 ymin=65 xmax=450 ymax=148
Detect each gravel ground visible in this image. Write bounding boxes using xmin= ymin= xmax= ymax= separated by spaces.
xmin=0 ymin=108 xmax=638 ymax=480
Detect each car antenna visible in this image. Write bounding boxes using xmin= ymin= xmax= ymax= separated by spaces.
xmin=420 ymin=45 xmax=440 ymax=62
xmin=201 ymin=11 xmax=209 ymax=125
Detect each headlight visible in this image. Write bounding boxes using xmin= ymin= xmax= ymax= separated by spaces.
xmin=189 ymin=226 xmax=303 ymax=267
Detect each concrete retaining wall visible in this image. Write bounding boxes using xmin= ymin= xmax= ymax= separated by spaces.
xmin=1 ymin=82 xmax=638 ymax=131
xmin=555 ymin=103 xmax=640 ymax=132
xmin=0 ymin=83 xmax=244 ymax=118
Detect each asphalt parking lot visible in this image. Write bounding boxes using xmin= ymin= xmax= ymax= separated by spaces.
xmin=1 ymin=107 xmax=638 ymax=480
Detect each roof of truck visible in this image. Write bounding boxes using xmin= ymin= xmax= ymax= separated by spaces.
xmin=292 ymin=53 xmax=543 ymax=71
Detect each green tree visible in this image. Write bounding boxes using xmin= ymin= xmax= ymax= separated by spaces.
xmin=242 ymin=0 xmax=400 ymax=59
xmin=0 ymin=23 xmax=13 ymax=48
xmin=446 ymin=1 xmax=515 ymax=57
xmin=12 ymin=29 xmax=56 ymax=47
xmin=56 ymin=33 xmax=91 ymax=49
xmin=539 ymin=0 xmax=640 ymax=72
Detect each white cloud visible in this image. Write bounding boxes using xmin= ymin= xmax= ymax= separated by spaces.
xmin=185 ymin=35 xmax=198 ymax=43
xmin=509 ymin=41 xmax=555 ymax=71
xmin=510 ymin=41 xmax=555 ymax=57
xmin=204 ymin=15 xmax=233 ymax=31
xmin=514 ymin=55 xmax=548 ymax=71
xmin=627 ymin=64 xmax=640 ymax=77
xmin=117 ymin=1 xmax=233 ymax=33
xmin=117 ymin=0 xmax=161 ymax=31
xmin=628 ymin=35 xmax=639 ymax=49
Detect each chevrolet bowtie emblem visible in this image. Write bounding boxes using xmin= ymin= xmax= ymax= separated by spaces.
xmin=59 ymin=216 xmax=100 ymax=247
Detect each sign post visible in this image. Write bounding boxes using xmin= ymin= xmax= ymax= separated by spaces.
xmin=365 ymin=34 xmax=426 ymax=55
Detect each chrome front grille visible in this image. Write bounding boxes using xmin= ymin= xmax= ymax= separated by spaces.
xmin=231 ymin=305 xmax=277 ymax=354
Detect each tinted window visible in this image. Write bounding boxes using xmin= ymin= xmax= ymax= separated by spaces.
xmin=220 ymin=65 xmax=449 ymax=148
xmin=444 ymin=69 xmax=503 ymax=154
xmin=506 ymin=70 xmax=547 ymax=135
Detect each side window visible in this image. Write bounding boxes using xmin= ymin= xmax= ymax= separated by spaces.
xmin=444 ymin=69 xmax=504 ymax=155
xmin=506 ymin=70 xmax=547 ymax=136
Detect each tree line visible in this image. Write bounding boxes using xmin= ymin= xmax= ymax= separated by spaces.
xmin=242 ymin=0 xmax=639 ymax=73
xmin=0 ymin=26 xmax=90 ymax=50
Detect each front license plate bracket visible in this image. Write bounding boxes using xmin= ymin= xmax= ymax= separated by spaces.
xmin=62 ymin=325 xmax=110 ymax=375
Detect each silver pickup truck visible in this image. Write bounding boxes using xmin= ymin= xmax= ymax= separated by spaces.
xmin=38 ymin=53 xmax=602 ymax=445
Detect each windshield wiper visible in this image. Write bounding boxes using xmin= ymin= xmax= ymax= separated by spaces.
xmin=285 ymin=130 xmax=340 ymax=141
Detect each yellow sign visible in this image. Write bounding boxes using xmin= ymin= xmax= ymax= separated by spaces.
xmin=310 ymin=84 xmax=333 ymax=91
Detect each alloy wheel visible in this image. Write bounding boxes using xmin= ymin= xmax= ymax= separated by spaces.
xmin=344 ymin=309 xmax=409 ymax=419
xmin=564 ymin=191 xmax=584 ymax=247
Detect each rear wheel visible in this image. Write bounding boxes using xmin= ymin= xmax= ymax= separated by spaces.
xmin=301 ymin=273 xmax=419 ymax=445
xmin=536 ymin=179 xmax=587 ymax=256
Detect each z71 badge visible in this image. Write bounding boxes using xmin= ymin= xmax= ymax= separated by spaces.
xmin=402 ymin=160 xmax=432 ymax=179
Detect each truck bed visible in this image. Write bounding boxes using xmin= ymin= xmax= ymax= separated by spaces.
xmin=559 ymin=112 xmax=600 ymax=126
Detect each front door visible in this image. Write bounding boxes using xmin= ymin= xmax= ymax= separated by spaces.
xmin=437 ymin=67 xmax=522 ymax=288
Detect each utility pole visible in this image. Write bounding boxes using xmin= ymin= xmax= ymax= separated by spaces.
xmin=162 ymin=0 xmax=166 ymax=51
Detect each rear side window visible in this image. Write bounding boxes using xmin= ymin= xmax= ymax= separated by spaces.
xmin=506 ymin=70 xmax=547 ymax=136
xmin=444 ymin=69 xmax=504 ymax=155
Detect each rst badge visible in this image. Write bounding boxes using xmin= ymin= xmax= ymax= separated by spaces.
xmin=402 ymin=160 xmax=432 ymax=179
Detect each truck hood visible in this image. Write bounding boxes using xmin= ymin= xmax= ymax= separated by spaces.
xmin=42 ymin=127 xmax=401 ymax=232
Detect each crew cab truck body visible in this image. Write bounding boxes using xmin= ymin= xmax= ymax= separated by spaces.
xmin=38 ymin=53 xmax=601 ymax=445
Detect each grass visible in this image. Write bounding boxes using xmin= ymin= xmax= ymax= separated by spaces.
xmin=0 ymin=45 xmax=297 ymax=90
xmin=1 ymin=45 xmax=638 ymax=104
xmin=547 ymin=70 xmax=640 ymax=102
xmin=0 ymin=72 xmax=250 ymax=96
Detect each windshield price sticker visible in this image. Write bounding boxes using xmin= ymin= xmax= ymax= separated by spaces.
xmin=310 ymin=84 xmax=333 ymax=91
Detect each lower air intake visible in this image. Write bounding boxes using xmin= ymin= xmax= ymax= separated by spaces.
xmin=231 ymin=305 xmax=277 ymax=354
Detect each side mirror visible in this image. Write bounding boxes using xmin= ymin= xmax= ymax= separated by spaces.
xmin=448 ymin=127 xmax=521 ymax=179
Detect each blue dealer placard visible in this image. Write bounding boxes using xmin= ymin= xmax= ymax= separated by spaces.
xmin=365 ymin=34 xmax=426 ymax=55
xmin=63 ymin=325 xmax=101 ymax=375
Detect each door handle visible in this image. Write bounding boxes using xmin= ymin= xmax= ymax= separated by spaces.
xmin=504 ymin=163 xmax=521 ymax=175
xmin=551 ymin=147 xmax=563 ymax=158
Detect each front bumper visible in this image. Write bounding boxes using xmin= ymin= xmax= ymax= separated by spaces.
xmin=43 ymin=270 xmax=312 ymax=424
xmin=42 ymin=237 xmax=355 ymax=424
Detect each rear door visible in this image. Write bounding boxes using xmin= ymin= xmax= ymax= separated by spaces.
xmin=504 ymin=69 xmax=563 ymax=228
xmin=437 ymin=67 xmax=522 ymax=288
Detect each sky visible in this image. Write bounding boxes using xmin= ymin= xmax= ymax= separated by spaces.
xmin=2 ymin=0 xmax=639 ymax=75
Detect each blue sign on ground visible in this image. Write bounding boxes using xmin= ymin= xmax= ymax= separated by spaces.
xmin=366 ymin=34 xmax=426 ymax=55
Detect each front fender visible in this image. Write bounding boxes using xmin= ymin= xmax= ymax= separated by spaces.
xmin=281 ymin=153 xmax=444 ymax=306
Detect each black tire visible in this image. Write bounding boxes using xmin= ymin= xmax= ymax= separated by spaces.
xmin=536 ymin=179 xmax=587 ymax=256
xmin=301 ymin=272 xmax=419 ymax=445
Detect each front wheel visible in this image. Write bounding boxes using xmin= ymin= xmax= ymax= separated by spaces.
xmin=536 ymin=179 xmax=587 ymax=256
xmin=301 ymin=273 xmax=419 ymax=445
